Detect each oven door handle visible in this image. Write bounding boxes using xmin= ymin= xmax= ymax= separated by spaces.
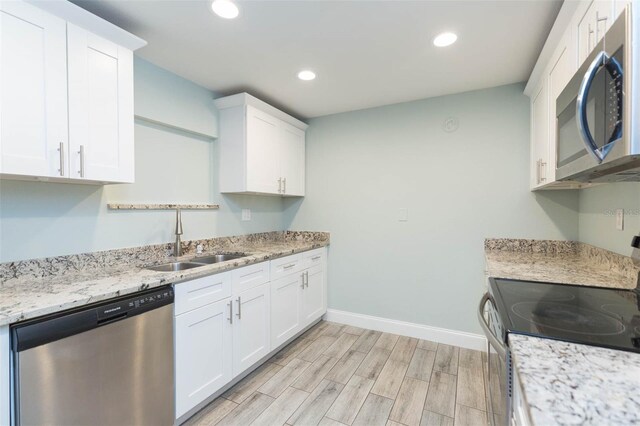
xmin=576 ymin=51 xmax=623 ymax=163
xmin=478 ymin=292 xmax=507 ymax=358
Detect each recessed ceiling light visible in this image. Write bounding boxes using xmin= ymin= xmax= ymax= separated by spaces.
xmin=297 ymin=70 xmax=316 ymax=81
xmin=433 ymin=32 xmax=458 ymax=47
xmin=211 ymin=0 xmax=239 ymax=19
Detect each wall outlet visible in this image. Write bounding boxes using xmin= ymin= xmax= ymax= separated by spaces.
xmin=242 ymin=209 xmax=251 ymax=221
xmin=398 ymin=208 xmax=408 ymax=222
xmin=196 ymin=244 xmax=204 ymax=254
xmin=616 ymin=209 xmax=624 ymax=231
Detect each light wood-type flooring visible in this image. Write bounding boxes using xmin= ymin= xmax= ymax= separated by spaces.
xmin=185 ymin=321 xmax=490 ymax=426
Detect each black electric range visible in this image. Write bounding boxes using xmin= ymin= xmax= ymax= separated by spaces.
xmin=488 ymin=277 xmax=640 ymax=353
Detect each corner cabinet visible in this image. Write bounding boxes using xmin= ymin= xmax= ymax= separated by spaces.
xmin=0 ymin=0 xmax=145 ymax=184
xmin=215 ymin=93 xmax=307 ymax=197
xmin=525 ymin=0 xmax=631 ymax=191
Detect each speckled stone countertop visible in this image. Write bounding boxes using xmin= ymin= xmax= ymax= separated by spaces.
xmin=509 ymin=334 xmax=640 ymax=425
xmin=485 ymin=238 xmax=639 ymax=289
xmin=0 ymin=231 xmax=329 ymax=327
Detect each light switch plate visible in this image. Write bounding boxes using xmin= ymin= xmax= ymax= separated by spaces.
xmin=242 ymin=209 xmax=251 ymax=221
xmin=616 ymin=208 xmax=624 ymax=231
xmin=398 ymin=208 xmax=408 ymax=222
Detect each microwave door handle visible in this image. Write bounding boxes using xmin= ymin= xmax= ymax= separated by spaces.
xmin=577 ymin=51 xmax=610 ymax=163
xmin=478 ymin=293 xmax=507 ymax=358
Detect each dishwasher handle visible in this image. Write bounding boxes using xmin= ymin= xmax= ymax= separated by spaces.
xmin=478 ymin=292 xmax=507 ymax=358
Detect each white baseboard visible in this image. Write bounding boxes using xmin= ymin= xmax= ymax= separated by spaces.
xmin=324 ymin=309 xmax=487 ymax=351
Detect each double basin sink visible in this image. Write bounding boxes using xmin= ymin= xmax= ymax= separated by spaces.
xmin=146 ymin=253 xmax=248 ymax=272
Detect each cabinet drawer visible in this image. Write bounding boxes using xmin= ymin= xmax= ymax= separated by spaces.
xmin=174 ymin=272 xmax=232 ymax=315
xmin=270 ymin=254 xmax=303 ymax=280
xmin=232 ymin=261 xmax=270 ymax=295
xmin=302 ymin=248 xmax=326 ymax=268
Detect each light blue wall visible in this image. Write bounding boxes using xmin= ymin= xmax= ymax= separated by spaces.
xmin=284 ymin=83 xmax=579 ymax=334
xmin=0 ymin=58 xmax=284 ymax=263
xmin=578 ymin=183 xmax=640 ymax=255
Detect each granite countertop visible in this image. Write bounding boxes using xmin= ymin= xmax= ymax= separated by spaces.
xmin=509 ymin=334 xmax=640 ymax=425
xmin=485 ymin=238 xmax=639 ymax=289
xmin=0 ymin=231 xmax=329 ymax=327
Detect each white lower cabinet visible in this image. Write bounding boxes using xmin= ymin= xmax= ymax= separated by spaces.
xmin=174 ymin=251 xmax=327 ymax=420
xmin=301 ymin=265 xmax=326 ymax=324
xmin=232 ymin=283 xmax=270 ymax=376
xmin=271 ymin=249 xmax=328 ymax=350
xmin=175 ymin=297 xmax=233 ymax=418
xmin=271 ymin=272 xmax=304 ymax=349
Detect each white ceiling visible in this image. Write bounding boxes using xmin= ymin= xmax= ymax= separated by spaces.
xmin=72 ymin=0 xmax=562 ymax=120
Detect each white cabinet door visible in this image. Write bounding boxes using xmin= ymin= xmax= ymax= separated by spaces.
xmin=270 ymin=273 xmax=304 ymax=349
xmin=232 ymin=283 xmax=270 ymax=376
xmin=301 ymin=265 xmax=325 ymax=325
xmin=67 ymin=24 xmax=134 ymax=183
xmin=530 ymin=80 xmax=549 ymax=190
xmin=0 ymin=1 xmax=68 ymax=178
xmin=577 ymin=1 xmax=615 ymax=66
xmin=546 ymin=31 xmax=574 ymax=184
xmin=280 ymin=122 xmax=305 ymax=196
xmin=175 ymin=298 xmax=233 ymax=418
xmin=246 ymin=106 xmax=280 ymax=194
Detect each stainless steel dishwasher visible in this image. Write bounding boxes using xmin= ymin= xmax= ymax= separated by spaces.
xmin=11 ymin=286 xmax=175 ymax=425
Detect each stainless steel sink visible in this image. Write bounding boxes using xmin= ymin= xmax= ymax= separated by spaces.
xmin=191 ymin=254 xmax=247 ymax=264
xmin=146 ymin=262 xmax=205 ymax=272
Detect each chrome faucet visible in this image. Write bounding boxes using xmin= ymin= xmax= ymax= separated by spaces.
xmin=174 ymin=208 xmax=183 ymax=258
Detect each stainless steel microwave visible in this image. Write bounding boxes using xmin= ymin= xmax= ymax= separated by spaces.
xmin=556 ymin=7 xmax=640 ymax=182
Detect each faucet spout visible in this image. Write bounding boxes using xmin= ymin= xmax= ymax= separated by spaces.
xmin=174 ymin=208 xmax=183 ymax=258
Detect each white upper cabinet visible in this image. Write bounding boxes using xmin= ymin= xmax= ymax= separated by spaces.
xmin=530 ymin=80 xmax=549 ymax=190
xmin=524 ymin=0 xmax=632 ymax=191
xmin=280 ymin=121 xmax=306 ymax=196
xmin=545 ymin=29 xmax=576 ymax=186
xmin=215 ymin=93 xmax=307 ymax=197
xmin=0 ymin=1 xmax=68 ymax=178
xmin=67 ymin=24 xmax=135 ymax=183
xmin=577 ymin=1 xmax=615 ymax=65
xmin=245 ymin=106 xmax=282 ymax=194
xmin=0 ymin=0 xmax=144 ymax=184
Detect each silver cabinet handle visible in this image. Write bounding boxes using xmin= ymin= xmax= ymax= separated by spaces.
xmin=278 ymin=178 xmax=282 ymax=193
xmin=305 ymin=271 xmax=309 ymax=287
xmin=58 ymin=142 xmax=65 ymax=176
xmin=79 ymin=145 xmax=85 ymax=178
xmin=236 ymin=296 xmax=241 ymax=319
xmin=300 ymin=273 xmax=305 ymax=289
xmin=535 ymin=159 xmax=540 ymax=184
xmin=540 ymin=161 xmax=546 ymax=182
xmin=228 ymin=301 xmax=233 ymax=324
xmin=283 ymin=177 xmax=286 ymax=194
xmin=283 ymin=264 xmax=296 ymax=269
xmin=311 ymin=256 xmax=321 ymax=261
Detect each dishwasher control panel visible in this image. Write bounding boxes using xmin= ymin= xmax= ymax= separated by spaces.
xmin=98 ymin=288 xmax=174 ymax=321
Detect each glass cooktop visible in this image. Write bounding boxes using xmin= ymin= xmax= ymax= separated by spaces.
xmin=490 ymin=278 xmax=640 ymax=353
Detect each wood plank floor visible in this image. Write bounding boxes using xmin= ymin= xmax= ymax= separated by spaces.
xmin=185 ymin=321 xmax=489 ymax=426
